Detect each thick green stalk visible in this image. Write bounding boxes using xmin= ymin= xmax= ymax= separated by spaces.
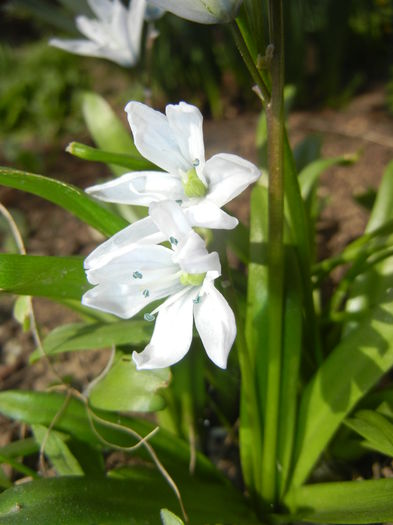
xmin=261 ymin=0 xmax=285 ymax=505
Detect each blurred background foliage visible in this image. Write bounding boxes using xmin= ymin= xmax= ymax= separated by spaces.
xmin=0 ymin=0 xmax=392 ymax=150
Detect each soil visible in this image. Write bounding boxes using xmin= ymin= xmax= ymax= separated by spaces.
xmin=1 ymin=86 xmax=393 ymax=473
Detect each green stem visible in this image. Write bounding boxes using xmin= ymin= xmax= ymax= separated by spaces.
xmin=230 ymin=21 xmax=270 ymax=104
xmin=261 ymin=0 xmax=285 ymax=505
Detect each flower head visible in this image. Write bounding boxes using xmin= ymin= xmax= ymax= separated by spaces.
xmin=82 ymin=201 xmax=236 ymax=369
xmin=50 ymin=0 xmax=156 ymax=67
xmin=86 ymin=101 xmax=260 ymax=230
xmin=147 ymin=0 xmax=243 ymax=24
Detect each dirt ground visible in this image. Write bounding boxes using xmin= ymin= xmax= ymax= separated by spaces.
xmin=1 ymin=86 xmax=393 ymax=440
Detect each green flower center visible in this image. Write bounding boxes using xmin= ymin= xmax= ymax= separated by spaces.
xmin=180 ymin=272 xmax=206 ymax=286
xmin=183 ymin=167 xmax=207 ymax=198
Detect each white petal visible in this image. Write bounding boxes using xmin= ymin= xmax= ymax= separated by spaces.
xmin=110 ymin=0 xmax=131 ymax=49
xmin=147 ymin=0 xmax=240 ymax=23
xmin=86 ymin=171 xmax=184 ymax=206
xmin=204 ymin=153 xmax=260 ymax=207
xmin=87 ymin=0 xmax=113 ymax=21
xmin=82 ymin=278 xmax=182 ymax=319
xmin=84 ymin=216 xmax=164 ymax=270
xmin=76 ymin=15 xmax=111 ymax=45
xmin=132 ymin=289 xmax=194 ymax=369
xmin=174 ymin=232 xmax=221 ymax=275
xmin=194 ymin=282 xmax=236 ymax=368
xmin=184 ymin=200 xmax=238 ymax=229
xmin=85 ymin=244 xmax=175 ymax=284
xmin=127 ymin=0 xmax=146 ymax=60
xmin=50 ymin=37 xmax=102 ymax=57
xmin=49 ymin=37 xmax=131 ymax=66
xmin=125 ymin=102 xmax=189 ymax=173
xmin=166 ymin=102 xmax=205 ymax=169
xmin=149 ymin=200 xmax=192 ymax=242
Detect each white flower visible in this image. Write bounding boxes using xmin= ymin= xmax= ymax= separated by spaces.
xmin=50 ymin=0 xmax=153 ymax=67
xmin=86 ymin=101 xmax=260 ymax=230
xmin=147 ymin=0 xmax=243 ymax=24
xmin=82 ymin=200 xmax=236 ymax=369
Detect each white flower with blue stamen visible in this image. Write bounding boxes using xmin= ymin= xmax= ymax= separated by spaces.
xmin=50 ymin=0 xmax=162 ymax=67
xmin=82 ymin=201 xmax=236 ymax=369
xmin=86 ymin=100 xmax=260 ymax=230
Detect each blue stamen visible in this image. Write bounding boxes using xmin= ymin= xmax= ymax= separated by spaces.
xmin=169 ymin=236 xmax=178 ymax=246
xmin=143 ymin=289 xmax=150 ymax=298
xmin=133 ymin=271 xmax=143 ymax=279
xmin=144 ymin=313 xmax=155 ymax=322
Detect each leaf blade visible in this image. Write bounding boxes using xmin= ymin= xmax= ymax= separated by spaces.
xmin=0 ymin=254 xmax=88 ymax=300
xmin=285 ymin=478 xmax=393 ymax=524
xmin=0 ymin=167 xmax=128 ymax=236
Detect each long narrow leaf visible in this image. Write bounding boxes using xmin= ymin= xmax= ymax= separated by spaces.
xmin=0 ymin=390 xmax=222 ymax=478
xmin=0 ymin=167 xmax=128 ymax=236
xmin=285 ymin=478 xmax=393 ymax=524
xmin=344 ymin=409 xmax=393 ymax=457
xmin=0 ymin=254 xmax=87 ymax=300
xmin=291 ymin=289 xmax=393 ymax=488
xmin=0 ymin=472 xmax=258 ymax=525
xmin=30 ymin=320 xmax=152 ymax=362
xmin=31 ymin=425 xmax=84 ymax=476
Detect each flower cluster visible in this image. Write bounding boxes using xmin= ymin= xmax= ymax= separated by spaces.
xmin=83 ymin=100 xmax=260 ymax=369
xmin=50 ymin=0 xmax=243 ymax=67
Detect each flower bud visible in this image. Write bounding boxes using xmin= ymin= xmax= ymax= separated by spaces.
xmin=147 ymin=0 xmax=243 ymax=24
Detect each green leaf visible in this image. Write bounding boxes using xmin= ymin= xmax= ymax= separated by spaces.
xmin=0 ymin=438 xmax=39 ymax=460
xmin=31 ymin=424 xmax=84 ymax=476
xmin=82 ymin=92 xmax=139 ymax=176
xmin=13 ymin=295 xmax=31 ymax=331
xmin=0 ymin=468 xmax=11 ymax=490
xmin=277 ymin=248 xmax=303 ymax=497
xmin=111 ymin=467 xmax=258 ymax=525
xmin=344 ymin=409 xmax=393 ymax=457
xmin=0 ymin=391 xmax=223 ymax=479
xmin=227 ymin=221 xmax=250 ymax=264
xmin=0 ymin=456 xmax=38 ymax=480
xmin=285 ymin=478 xmax=393 ymax=524
xmin=66 ymin=439 xmax=105 ymax=477
xmin=67 ymin=142 xmax=157 ymax=171
xmin=30 ymin=320 xmax=153 ymax=362
xmin=291 ymin=289 xmax=393 ymax=488
xmin=0 ymin=476 xmax=165 ymax=525
xmin=0 ymin=471 xmax=258 ymax=525
xmin=0 ymin=167 xmax=128 ymax=237
xmin=298 ymin=154 xmax=357 ymax=204
xmin=283 ymin=132 xmax=322 ymax=362
xmin=293 ymin=134 xmax=322 ymax=173
xmin=344 ymin=161 xmax=393 ymax=331
xmin=0 ymin=254 xmax=88 ymax=300
xmin=0 ymin=438 xmax=39 ymax=483
xmin=88 ymin=349 xmax=170 ymax=413
xmin=367 ymin=159 xmax=393 ymax=232
xmin=238 ymin=183 xmax=268 ymax=493
xmin=160 ymin=508 xmax=184 ymax=525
